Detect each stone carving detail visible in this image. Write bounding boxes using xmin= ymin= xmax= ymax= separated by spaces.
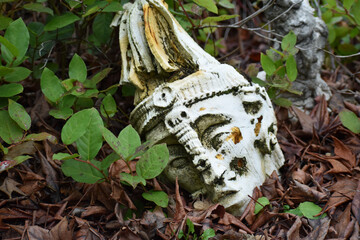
xmin=264 ymin=0 xmax=332 ymax=109
xmin=112 ymin=0 xmax=285 ymax=215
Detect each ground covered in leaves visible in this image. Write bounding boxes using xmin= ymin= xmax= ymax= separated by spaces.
xmin=1 ymin=2 xmax=360 ymax=240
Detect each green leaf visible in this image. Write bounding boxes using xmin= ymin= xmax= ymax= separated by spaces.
xmin=218 ymin=0 xmax=234 ymax=9
xmin=339 ymin=110 xmax=360 ymax=134
xmin=254 ymin=197 xmax=270 ymax=214
xmin=83 ymin=6 xmax=101 ymax=17
xmin=101 ymin=94 xmax=117 ymax=117
xmin=288 ymin=208 xmax=303 ymax=217
xmin=1 ymin=18 xmax=29 ymax=66
xmin=92 ymin=13 xmax=113 ymax=45
xmin=186 ymin=218 xmax=195 ymax=234
xmin=0 ymin=36 xmax=18 ymax=59
xmin=100 ymin=152 xmax=120 ymax=170
xmin=61 ymin=108 xmax=93 ymax=144
xmin=120 ymin=172 xmax=146 ymax=189
xmin=343 ymin=0 xmax=354 ymax=10
xmin=136 ymin=144 xmax=169 ymax=179
xmin=201 ymin=229 xmax=216 ymax=240
xmin=61 ymin=159 xmax=104 ymax=184
xmin=299 ymin=202 xmax=326 ymax=219
xmin=49 ymin=108 xmax=74 ymax=120
xmin=102 ymin=127 xmax=125 ymax=158
xmin=252 ymin=77 xmax=267 ymax=87
xmin=281 ymin=31 xmax=297 ymax=51
xmin=260 ymin=53 xmax=276 ymax=76
xmin=351 ymin=0 xmax=360 ymax=25
xmin=85 ymin=68 xmax=112 ymax=88
xmin=118 ymin=125 xmax=142 ymax=160
xmin=0 ymin=16 xmax=13 ymax=30
xmin=286 ymin=55 xmax=297 ymax=82
xmin=192 ymin=0 xmax=218 ymax=14
xmin=142 ymin=190 xmax=169 ymax=208
xmin=0 ymin=83 xmax=23 ymax=97
xmin=202 ymin=15 xmax=238 ymax=24
xmin=14 ymin=155 xmax=32 ymax=164
xmin=0 ymin=66 xmax=14 ymax=77
xmin=4 ymin=67 xmax=31 ymax=82
xmin=76 ymin=108 xmax=104 ymax=160
xmin=44 ymin=13 xmax=80 ymax=31
xmin=69 ymin=54 xmax=87 ymax=83
xmin=25 ymin=132 xmax=57 ymax=144
xmin=8 ymin=99 xmax=31 ymax=130
xmin=53 ymin=153 xmax=79 ymax=160
xmin=102 ymin=2 xmax=123 ymax=12
xmin=272 ymin=97 xmax=292 ymax=107
xmin=23 ymin=3 xmax=54 ymax=15
xmin=0 ymin=110 xmax=23 ymax=144
xmin=40 ymin=68 xmax=65 ymax=102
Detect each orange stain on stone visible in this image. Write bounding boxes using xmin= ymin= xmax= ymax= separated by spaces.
xmin=226 ymin=127 xmax=242 ymax=144
xmin=216 ymin=154 xmax=224 ymax=160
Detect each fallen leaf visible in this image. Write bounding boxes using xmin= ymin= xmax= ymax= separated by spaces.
xmin=351 ymin=180 xmax=360 ymax=224
xmin=332 ymin=136 xmax=356 ymax=168
xmin=301 ymin=217 xmax=330 ymax=240
xmin=292 ymin=106 xmax=314 ymax=133
xmin=0 ymin=177 xmax=26 ymax=198
xmin=286 ymin=217 xmax=301 ymax=240
xmin=81 ymin=206 xmax=108 ymax=218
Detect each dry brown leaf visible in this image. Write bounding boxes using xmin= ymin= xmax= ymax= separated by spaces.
xmin=292 ymin=168 xmax=311 ymax=184
xmin=218 ymin=212 xmax=253 ymax=234
xmin=286 ymin=217 xmax=301 ymax=240
xmin=332 ymin=136 xmax=356 ymax=168
xmin=325 ymin=159 xmax=351 ymax=174
xmin=0 ymin=177 xmax=26 ymax=198
xmin=81 ymin=206 xmax=108 ymax=218
xmin=110 ymin=181 xmax=136 ymax=210
xmin=291 ymin=180 xmax=327 ymax=202
xmin=301 ymin=217 xmax=330 ymax=240
xmin=25 ymin=217 xmax=74 ymax=240
xmin=292 ymin=107 xmax=315 ymax=133
xmin=351 ymin=180 xmax=360 ymax=224
xmin=110 ymin=226 xmax=142 ymax=240
xmin=174 ymin=177 xmax=186 ymax=222
xmin=334 ymin=203 xmax=351 ymax=238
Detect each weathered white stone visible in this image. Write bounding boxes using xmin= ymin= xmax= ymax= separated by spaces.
xmin=264 ymin=0 xmax=331 ymax=109
xmin=112 ymin=0 xmax=285 ymax=215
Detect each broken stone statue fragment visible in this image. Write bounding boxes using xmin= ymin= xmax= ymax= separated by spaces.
xmin=263 ymin=0 xmax=332 ymax=109
xmin=111 ymin=0 xmax=285 ymax=215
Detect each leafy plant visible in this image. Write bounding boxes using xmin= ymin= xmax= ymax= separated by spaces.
xmin=40 ymin=53 xmax=114 ymax=120
xmin=251 ymin=31 xmax=301 ymax=107
xmin=321 ymin=0 xmax=360 ymax=56
xmin=284 ymin=202 xmax=327 ymax=220
xmin=57 ymin=121 xmax=170 ymax=207
xmin=178 ymin=218 xmax=216 ymax=240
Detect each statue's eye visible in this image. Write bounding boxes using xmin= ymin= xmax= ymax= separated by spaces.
xmin=192 ymin=114 xmax=230 ymax=149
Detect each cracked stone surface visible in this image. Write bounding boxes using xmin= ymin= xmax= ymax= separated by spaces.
xmin=264 ymin=0 xmax=332 ymax=109
xmin=112 ymin=0 xmax=285 ymax=215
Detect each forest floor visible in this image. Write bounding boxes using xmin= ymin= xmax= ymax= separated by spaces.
xmin=1 ymin=4 xmax=360 ymax=240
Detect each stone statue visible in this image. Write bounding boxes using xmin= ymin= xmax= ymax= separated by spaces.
xmin=111 ymin=0 xmax=285 ymax=215
xmin=263 ymin=0 xmax=332 ymax=109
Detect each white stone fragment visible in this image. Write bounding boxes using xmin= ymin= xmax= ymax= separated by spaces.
xmin=113 ymin=0 xmax=285 ymax=215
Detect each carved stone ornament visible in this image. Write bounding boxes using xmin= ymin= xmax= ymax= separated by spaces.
xmin=111 ymin=0 xmax=285 ymax=215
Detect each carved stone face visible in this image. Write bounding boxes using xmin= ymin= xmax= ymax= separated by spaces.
xmin=130 ymin=65 xmax=284 ymax=215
